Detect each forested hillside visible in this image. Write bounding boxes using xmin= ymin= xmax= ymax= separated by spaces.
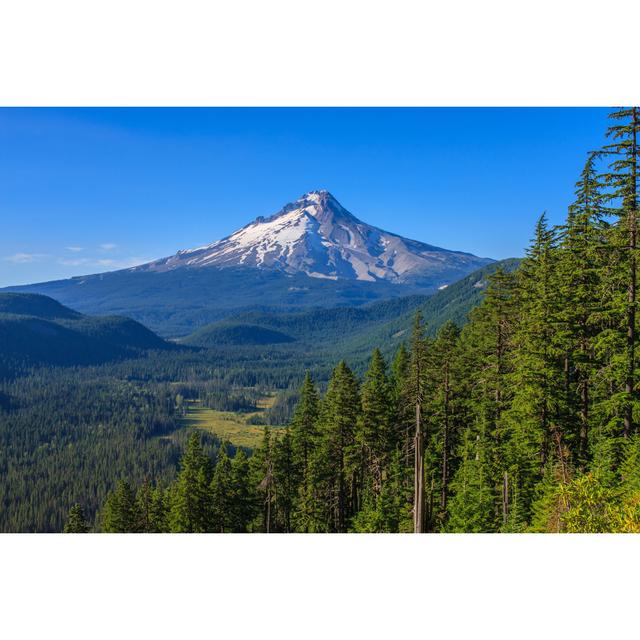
xmin=0 ymin=293 xmax=173 ymax=377
xmin=80 ymin=107 xmax=640 ymax=534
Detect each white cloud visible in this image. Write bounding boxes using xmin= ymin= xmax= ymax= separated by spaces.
xmin=100 ymin=243 xmax=118 ymax=251
xmin=4 ymin=252 xmax=48 ymax=263
xmin=57 ymin=256 xmax=149 ymax=269
xmin=65 ymin=246 xmax=84 ymax=252
xmin=58 ymin=257 xmax=91 ymax=267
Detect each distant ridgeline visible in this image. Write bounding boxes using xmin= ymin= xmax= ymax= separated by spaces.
xmin=70 ymin=108 xmax=640 ymax=534
xmin=0 ymin=292 xmax=174 ymax=377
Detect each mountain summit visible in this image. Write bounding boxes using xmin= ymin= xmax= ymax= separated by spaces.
xmin=138 ymin=190 xmax=492 ymax=284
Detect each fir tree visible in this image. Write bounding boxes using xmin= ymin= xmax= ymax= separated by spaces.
xmin=557 ymin=154 xmax=608 ymax=464
xmin=359 ymin=349 xmax=393 ymax=503
xmin=229 ymin=448 xmax=252 ymax=532
xmin=598 ymin=107 xmax=640 ymax=437
xmin=101 ymin=480 xmax=138 ymax=533
xmin=211 ymin=443 xmax=233 ymax=532
xmin=135 ymin=478 xmax=154 ymax=533
xmin=447 ymin=430 xmax=494 ymax=532
xmin=250 ymin=428 xmax=276 ymax=532
xmin=64 ymin=503 xmax=90 ymax=533
xmin=289 ymin=372 xmax=319 ymax=531
xmin=272 ymin=429 xmax=296 ymax=532
xmin=406 ymin=311 xmax=428 ymax=532
xmin=168 ymin=433 xmax=212 ymax=533
xmin=312 ymin=361 xmax=360 ymax=532
xmin=425 ymin=321 xmax=461 ymax=525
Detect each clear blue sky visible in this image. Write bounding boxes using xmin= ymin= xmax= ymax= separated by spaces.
xmin=0 ymin=107 xmax=611 ymax=287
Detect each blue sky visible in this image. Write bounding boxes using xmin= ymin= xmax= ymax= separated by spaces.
xmin=0 ymin=107 xmax=611 ymax=287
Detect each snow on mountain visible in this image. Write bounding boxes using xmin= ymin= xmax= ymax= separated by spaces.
xmin=137 ymin=190 xmax=492 ymax=285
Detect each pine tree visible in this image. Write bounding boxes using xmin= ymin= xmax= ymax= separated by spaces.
xmin=289 ymin=372 xmax=320 ymax=531
xmin=425 ymin=321 xmax=461 ymax=525
xmin=64 ymin=503 xmax=90 ymax=533
xmin=406 ymin=311 xmax=428 ymax=532
xmin=250 ymin=427 xmax=276 ymax=532
xmin=101 ymin=480 xmax=138 ymax=532
xmin=446 ymin=430 xmax=494 ymax=532
xmin=557 ymin=154 xmax=608 ymax=464
xmin=150 ymin=485 xmax=169 ymax=533
xmin=502 ymin=215 xmax=564 ymax=526
xmin=168 ymin=433 xmax=212 ymax=533
xmin=598 ymin=107 xmax=640 ymax=437
xmin=211 ymin=443 xmax=233 ymax=532
xmin=273 ymin=429 xmax=296 ymax=532
xmin=135 ymin=478 xmax=154 ymax=533
xmin=457 ymin=265 xmax=516 ymax=529
xmin=229 ymin=447 xmax=252 ymax=532
xmin=311 ymin=361 xmax=361 ymax=532
xmin=359 ymin=349 xmax=393 ymax=503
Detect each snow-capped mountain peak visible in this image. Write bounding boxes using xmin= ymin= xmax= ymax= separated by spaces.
xmin=140 ymin=190 xmax=492 ymax=285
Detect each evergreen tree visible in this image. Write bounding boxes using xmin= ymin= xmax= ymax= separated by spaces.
xmin=211 ymin=443 xmax=233 ymax=532
xmin=447 ymin=430 xmax=494 ymax=532
xmin=135 ymin=478 xmax=155 ymax=533
xmin=229 ymin=448 xmax=252 ymax=532
xmin=150 ymin=485 xmax=169 ymax=533
xmin=406 ymin=311 xmax=428 ymax=532
xmin=168 ymin=433 xmax=212 ymax=533
xmin=64 ymin=503 xmax=90 ymax=533
xmin=557 ymin=154 xmax=608 ymax=465
xmin=425 ymin=321 xmax=461 ymax=525
xmin=598 ymin=107 xmax=640 ymax=437
xmin=102 ymin=480 xmax=138 ymax=533
xmin=311 ymin=361 xmax=361 ymax=532
xmin=273 ymin=429 xmax=296 ymax=532
xmin=359 ymin=349 xmax=393 ymax=505
xmin=250 ymin=428 xmax=276 ymax=532
xmin=289 ymin=372 xmax=319 ymax=531
xmin=503 ymin=215 xmax=564 ymax=527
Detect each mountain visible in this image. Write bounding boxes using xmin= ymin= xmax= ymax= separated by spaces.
xmin=0 ymin=293 xmax=174 ymax=375
xmin=138 ymin=190 xmax=492 ymax=285
xmin=4 ymin=190 xmax=493 ymax=336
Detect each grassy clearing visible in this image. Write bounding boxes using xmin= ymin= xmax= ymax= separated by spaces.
xmin=181 ymin=396 xmax=283 ymax=449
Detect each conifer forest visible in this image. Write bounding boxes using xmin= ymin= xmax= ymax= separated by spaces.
xmin=4 ymin=107 xmax=640 ymax=534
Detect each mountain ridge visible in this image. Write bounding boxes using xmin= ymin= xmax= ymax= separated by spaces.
xmin=0 ymin=292 xmax=175 ymax=375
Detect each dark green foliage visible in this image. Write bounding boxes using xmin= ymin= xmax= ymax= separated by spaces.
xmin=5 ymin=266 xmax=449 ymax=337
xmin=184 ymin=323 xmax=295 ymax=347
xmin=102 ymin=480 xmax=138 ymax=532
xmin=64 ymin=503 xmax=90 ymax=533
xmin=168 ymin=434 xmax=213 ymax=533
xmin=210 ymin=443 xmax=234 ymax=532
xmin=0 ymin=293 xmax=174 ymax=376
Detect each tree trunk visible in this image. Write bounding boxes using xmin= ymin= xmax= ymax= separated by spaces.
xmin=413 ymin=401 xmax=424 ymax=533
xmin=502 ymin=471 xmax=509 ymax=527
xmin=441 ymin=364 xmax=450 ymax=519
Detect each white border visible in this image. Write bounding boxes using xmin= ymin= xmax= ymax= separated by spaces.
xmin=2 ymin=1 xmax=639 ymax=637
xmin=1 ymin=533 xmax=639 ymax=639
xmin=0 ymin=0 xmax=638 ymax=106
